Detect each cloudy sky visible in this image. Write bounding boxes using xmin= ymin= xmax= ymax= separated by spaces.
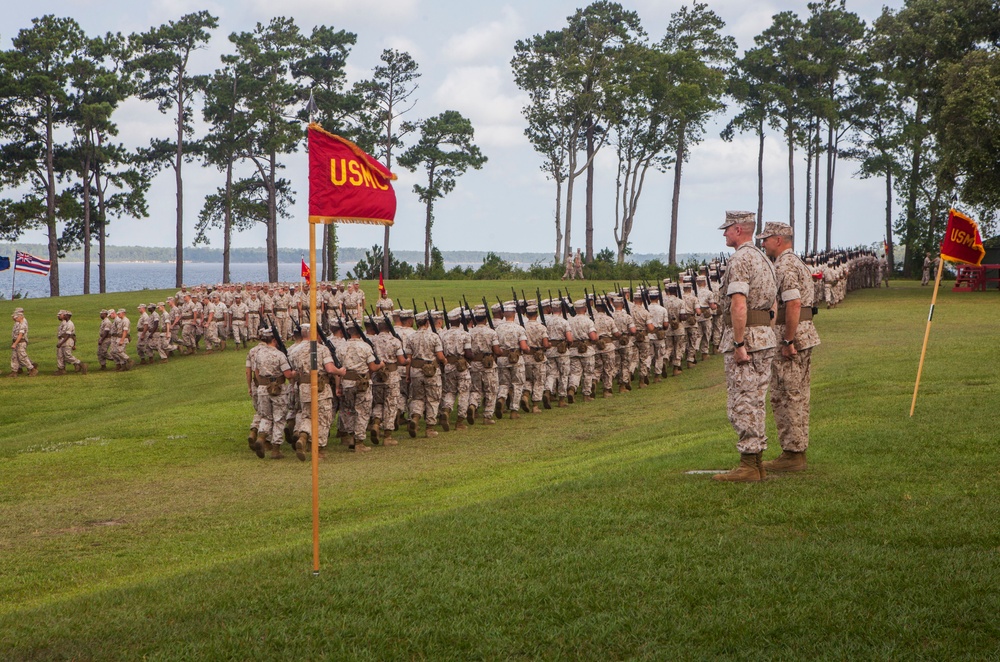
xmin=4 ymin=0 xmax=903 ymax=259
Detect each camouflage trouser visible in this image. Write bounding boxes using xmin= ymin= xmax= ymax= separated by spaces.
xmin=649 ymin=336 xmax=666 ymax=375
xmin=215 ymin=320 xmax=228 ymax=341
xmin=231 ymin=322 xmax=249 ymax=347
xmin=409 ymin=366 xmax=442 ymax=425
xmin=56 ymin=341 xmax=81 ymax=370
xmin=684 ymin=324 xmax=702 ymax=362
xmin=596 ymin=350 xmax=617 ymax=392
xmin=711 ymin=315 xmax=723 ymax=349
xmin=204 ymin=323 xmax=220 ymax=349
xmin=276 ymin=313 xmax=292 ymax=341
xmin=724 ymin=348 xmax=775 ymax=455
xmin=372 ymin=369 xmax=401 ymax=431
xmin=182 ymin=322 xmax=198 ymax=350
xmin=824 ymin=283 xmax=836 ymax=302
xmin=666 ymin=334 xmax=686 ymax=368
xmin=255 ymin=386 xmax=287 ymax=443
xmin=109 ymin=339 xmax=130 ymax=366
xmin=442 ymin=365 xmax=472 ymax=414
xmin=469 ymin=362 xmax=499 ymax=418
xmin=341 ymin=382 xmax=373 ymax=440
xmin=698 ymin=320 xmax=712 ymax=354
xmin=496 ymin=356 xmax=526 ymax=406
xmin=524 ymin=357 xmax=546 ymax=403
xmin=247 ymin=314 xmax=261 ymax=339
xmin=98 ymin=339 xmax=111 ymax=367
xmin=635 ymin=340 xmax=652 ymax=378
xmin=10 ymin=341 xmax=34 ymax=372
xmin=136 ymin=333 xmax=150 ymax=359
xmin=295 ymin=388 xmax=335 ymax=447
xmin=284 ymin=383 xmax=298 ymax=427
xmin=569 ymin=351 xmax=595 ymax=395
xmin=616 ymin=343 xmax=634 ymax=382
xmin=544 ymin=350 xmax=571 ymax=397
xmin=770 ymin=348 xmax=812 ymax=453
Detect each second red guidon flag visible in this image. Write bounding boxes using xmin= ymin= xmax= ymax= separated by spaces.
xmin=308 ymin=123 xmax=396 ymax=226
xmin=940 ymin=209 xmax=985 ymax=266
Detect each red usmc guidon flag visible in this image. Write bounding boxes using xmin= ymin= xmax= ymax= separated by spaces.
xmin=940 ymin=209 xmax=985 ymax=266
xmin=308 ymin=123 xmax=396 ymax=226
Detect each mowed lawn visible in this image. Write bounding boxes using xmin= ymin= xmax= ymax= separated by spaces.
xmin=1 ymin=279 xmax=998 ymax=660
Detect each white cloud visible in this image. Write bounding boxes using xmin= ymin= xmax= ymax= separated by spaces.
xmin=432 ymin=66 xmax=528 ymax=149
xmin=443 ymin=6 xmax=523 ymax=63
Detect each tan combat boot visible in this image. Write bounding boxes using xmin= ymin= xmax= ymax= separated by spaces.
xmin=495 ymin=400 xmax=504 ymax=420
xmin=672 ymin=366 xmax=682 ymax=377
xmin=466 ymin=405 xmax=476 ymax=425
xmin=408 ymin=414 xmax=421 ymax=438
xmin=440 ymin=408 xmax=451 ymax=432
xmin=295 ymin=432 xmax=309 ymax=462
xmin=567 ymin=387 xmax=575 ymax=404
xmin=763 ymin=450 xmax=807 ymax=472
xmin=79 ymin=363 xmax=88 ymax=374
xmin=54 ymin=368 xmax=66 ymax=376
xmin=531 ymin=402 xmax=542 ymax=414
xmin=542 ymin=391 xmax=551 ymax=409
xmin=558 ymin=397 xmax=568 ymax=408
xmin=247 ymin=428 xmax=258 ymax=452
xmin=712 ymin=453 xmax=763 ymax=483
xmin=370 ymin=417 xmax=382 ymax=445
xmin=455 ymin=419 xmax=468 ymax=431
xmin=520 ymin=391 xmax=531 ymax=413
xmin=28 ymin=366 xmax=39 ymax=376
xmin=253 ymin=433 xmax=267 ymax=459
xmin=351 ymin=437 xmax=372 ymax=452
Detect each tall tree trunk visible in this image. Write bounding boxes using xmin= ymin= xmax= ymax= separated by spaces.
xmin=585 ymin=118 xmax=595 ymax=263
xmin=564 ymin=149 xmax=577 ymax=265
xmin=223 ymin=158 xmax=233 ymax=283
xmin=95 ymin=150 xmax=108 ymax=294
xmin=424 ymin=164 xmax=435 ymax=272
xmin=668 ymin=127 xmax=686 ymax=266
xmin=82 ymin=150 xmax=92 ymax=295
xmin=812 ymin=123 xmax=820 ymax=254
xmin=327 ymin=226 xmax=337 ymax=281
xmin=903 ymin=102 xmax=925 ymax=278
xmin=825 ymin=121 xmax=835 ymax=251
xmin=267 ymin=151 xmax=278 ymax=282
xmin=554 ymin=175 xmax=563 ymax=265
xmin=804 ymin=127 xmax=813 ymax=255
xmin=756 ymin=119 xmax=765 ymax=237
xmin=321 ymin=225 xmax=328 ymax=281
xmin=786 ymin=118 xmax=795 ymax=239
xmin=175 ymin=97 xmax=184 ymax=288
xmin=46 ymin=104 xmax=60 ymax=297
xmin=382 ymin=117 xmax=394 ymax=279
xmin=885 ymin=166 xmax=894 ymax=271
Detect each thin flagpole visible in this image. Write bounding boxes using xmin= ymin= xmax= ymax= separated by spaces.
xmin=910 ymin=256 xmax=946 ymax=417
xmin=310 ymin=223 xmax=321 ymax=575
xmin=308 ymin=92 xmax=321 ymax=576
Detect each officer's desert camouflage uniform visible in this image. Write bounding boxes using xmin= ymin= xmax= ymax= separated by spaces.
xmin=593 ymin=305 xmax=618 ymax=395
xmin=405 ymin=320 xmax=444 ymax=430
xmin=542 ymin=304 xmax=573 ymax=401
xmin=719 ymin=236 xmax=777 ymax=457
xmin=469 ymin=312 xmax=501 ymax=421
xmin=372 ymin=326 xmax=405 ymax=438
xmin=567 ymin=304 xmax=597 ymax=399
xmin=771 ymin=247 xmax=821 ymax=454
xmin=440 ymin=314 xmax=473 ymax=423
xmin=494 ymin=312 xmax=528 ymax=411
xmin=55 ymin=315 xmax=84 ymax=372
xmin=522 ymin=311 xmax=549 ymax=409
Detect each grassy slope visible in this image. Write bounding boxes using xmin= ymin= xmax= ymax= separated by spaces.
xmin=1 ymin=281 xmax=999 ymax=660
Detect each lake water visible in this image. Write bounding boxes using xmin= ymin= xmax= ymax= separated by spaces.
xmin=7 ymin=263 xmax=307 ymax=299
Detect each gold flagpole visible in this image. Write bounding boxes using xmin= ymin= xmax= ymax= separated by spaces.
xmin=910 ymin=256 xmax=945 ymax=417
xmin=309 ymin=221 xmax=321 ymax=574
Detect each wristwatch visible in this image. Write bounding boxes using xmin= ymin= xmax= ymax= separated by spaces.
xmin=733 ymin=340 xmax=745 ymax=348
xmin=781 ymin=339 xmax=794 ymax=346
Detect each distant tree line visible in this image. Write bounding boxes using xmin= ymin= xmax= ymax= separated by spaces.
xmin=0 ymin=13 xmax=485 ymax=295
xmin=513 ymin=0 xmax=1000 ymax=276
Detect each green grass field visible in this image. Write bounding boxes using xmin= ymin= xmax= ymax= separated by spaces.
xmin=1 ymin=279 xmax=999 ymax=660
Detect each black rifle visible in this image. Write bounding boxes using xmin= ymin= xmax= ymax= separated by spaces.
xmin=458 ymin=305 xmax=470 ymax=333
xmin=565 ymin=288 xmax=577 ymax=316
xmin=441 ymin=297 xmax=451 ymax=329
xmin=600 ymin=290 xmax=615 ymax=318
xmin=481 ymin=296 xmax=495 ymax=330
xmin=704 ymin=265 xmax=714 ymax=292
xmin=382 ymin=312 xmax=408 ymax=359
xmin=619 ymin=287 xmax=631 ymax=315
xmin=269 ymin=317 xmax=288 ymax=357
xmin=316 ymin=325 xmax=342 ymax=369
xmin=346 ymin=311 xmax=380 ymax=363
xmin=583 ymin=288 xmax=595 ymax=321
xmin=536 ymin=288 xmax=547 ymax=325
xmin=514 ymin=296 xmax=525 ymax=328
xmin=423 ymin=301 xmax=440 ymax=336
xmin=558 ymin=289 xmax=571 ymax=318
xmin=690 ymin=269 xmax=699 ymax=297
